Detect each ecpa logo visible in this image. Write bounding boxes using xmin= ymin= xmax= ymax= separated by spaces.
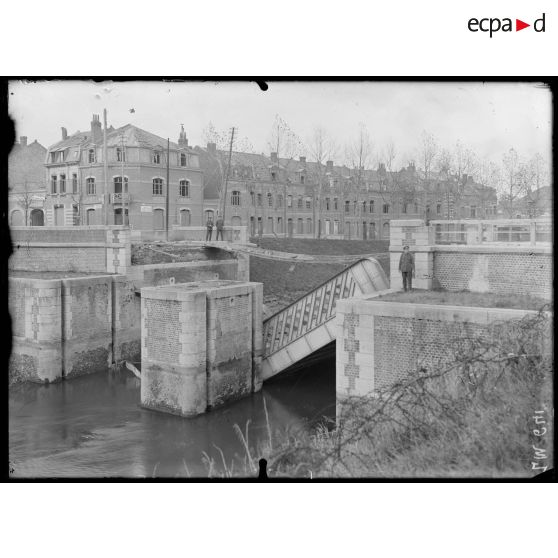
xmin=468 ymin=13 xmax=546 ymax=37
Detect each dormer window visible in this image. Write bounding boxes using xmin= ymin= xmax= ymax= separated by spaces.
xmin=88 ymin=149 xmax=96 ymax=163
xmin=153 ymin=151 xmax=161 ymax=164
xmin=180 ymin=153 xmax=187 ymax=167
xmin=116 ymin=147 xmax=126 ymax=162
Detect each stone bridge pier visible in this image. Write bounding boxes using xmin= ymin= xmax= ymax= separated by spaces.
xmin=140 ymin=280 xmax=263 ymax=417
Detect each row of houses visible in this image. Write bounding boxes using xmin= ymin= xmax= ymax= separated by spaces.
xmin=9 ymin=114 xmax=510 ymax=240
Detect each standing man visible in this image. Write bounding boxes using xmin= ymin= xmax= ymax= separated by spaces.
xmin=398 ymin=245 xmax=415 ymax=292
xmin=215 ymin=212 xmax=224 ymax=241
xmin=205 ymin=216 xmax=214 ymax=241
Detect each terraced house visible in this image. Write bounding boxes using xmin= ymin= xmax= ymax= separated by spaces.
xmin=195 ymin=144 xmax=498 ymax=240
xmin=43 ymin=115 xmax=203 ymax=232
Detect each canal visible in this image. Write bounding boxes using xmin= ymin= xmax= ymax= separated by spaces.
xmin=9 ymin=348 xmax=335 ymax=478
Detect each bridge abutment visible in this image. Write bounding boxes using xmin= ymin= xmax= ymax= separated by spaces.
xmin=140 ymin=280 xmax=263 ymax=417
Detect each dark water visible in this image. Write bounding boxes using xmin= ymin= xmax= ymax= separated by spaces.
xmin=9 ymin=354 xmax=335 ymax=478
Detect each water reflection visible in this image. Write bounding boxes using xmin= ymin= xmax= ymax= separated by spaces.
xmin=9 ymin=352 xmax=335 ymax=478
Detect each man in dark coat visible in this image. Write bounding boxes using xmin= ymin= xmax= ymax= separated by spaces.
xmin=205 ymin=217 xmax=214 ymax=241
xmin=398 ymin=245 xmax=415 ymax=292
xmin=215 ymin=213 xmax=224 ymax=241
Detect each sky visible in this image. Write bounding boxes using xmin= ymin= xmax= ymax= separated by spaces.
xmin=8 ymin=80 xmax=552 ymax=170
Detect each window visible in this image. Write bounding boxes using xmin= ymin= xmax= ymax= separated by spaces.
xmin=153 ymin=208 xmax=164 ymax=230
xmin=382 ymin=203 xmax=390 ymax=214
xmin=180 ymin=209 xmax=191 ymax=226
xmin=306 ymin=218 xmax=313 ymax=234
xmin=116 ymin=147 xmax=126 ymax=162
xmin=231 ymin=190 xmax=241 ymax=206
xmin=153 ymin=178 xmax=163 ymax=196
xmin=51 ymin=175 xmax=57 ymax=194
xmin=50 ymin=152 xmax=57 ymax=163
xmin=297 ymin=197 xmax=303 ymax=209
xmin=267 ymin=193 xmax=273 ymax=207
xmin=333 ymin=198 xmax=338 ymax=210
xmin=369 ymin=200 xmax=374 ymax=213
xmin=297 ymin=218 xmax=304 ymax=234
xmin=362 ymin=201 xmax=367 ymax=213
xmin=114 ymin=176 xmax=128 ymax=193
xmin=180 ymin=153 xmax=187 ymax=167
xmin=152 ymin=152 xmax=161 ymax=164
xmin=437 ymin=203 xmax=442 ymax=215
xmin=86 ymin=177 xmax=96 ymax=195
xmin=250 ymin=191 xmax=255 ymax=205
xmin=470 ymin=205 xmax=477 ymax=218
xmin=88 ymin=149 xmax=95 ymax=163
xmin=344 ymin=200 xmax=350 ymax=213
xmin=402 ymin=203 xmax=408 ymax=214
xmin=300 ymin=174 xmax=305 ymax=184
xmin=305 ymin=198 xmax=312 ymax=210
xmin=179 ymin=180 xmax=190 ymax=198
xmin=287 ymin=195 xmax=292 ymax=208
xmin=72 ymin=174 xmax=78 ymax=193
xmin=277 ymin=194 xmax=283 ymax=208
xmin=257 ymin=193 xmax=262 ymax=207
xmin=59 ymin=174 xmax=66 ymax=194
xmin=271 ymin=171 xmax=277 ymax=181
xmin=353 ymin=201 xmax=358 ymax=214
xmin=414 ymin=203 xmax=419 ymax=214
xmin=59 ymin=150 xmax=65 ymax=163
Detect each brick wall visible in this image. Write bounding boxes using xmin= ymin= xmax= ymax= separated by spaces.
xmin=9 ymin=226 xmax=131 ymax=274
xmin=336 ymin=298 xmax=536 ymax=398
xmin=433 ymin=251 xmax=552 ymax=298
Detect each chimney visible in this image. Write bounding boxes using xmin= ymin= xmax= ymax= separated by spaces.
xmin=20 ymin=136 xmax=27 ymax=147
xmin=326 ymin=160 xmax=333 ymax=171
xmin=207 ymin=142 xmax=217 ymax=155
xmin=178 ymin=124 xmax=188 ymax=148
xmin=270 ymin=152 xmax=278 ymax=164
xmin=299 ymin=156 xmax=306 ymax=164
xmin=90 ymin=114 xmax=102 ymax=143
xmin=61 ymin=127 xmax=68 ymax=140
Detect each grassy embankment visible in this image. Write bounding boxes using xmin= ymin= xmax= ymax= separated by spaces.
xmin=204 ymin=306 xmax=553 ymax=478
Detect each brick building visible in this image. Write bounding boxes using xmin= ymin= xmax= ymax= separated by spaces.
xmin=8 ymin=136 xmax=47 ymax=226
xmin=194 ymin=144 xmax=498 ymax=240
xmin=43 ymin=116 xmax=204 ymax=230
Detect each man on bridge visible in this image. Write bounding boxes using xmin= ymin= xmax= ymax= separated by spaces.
xmin=399 ymin=245 xmax=415 ymax=292
xmin=215 ymin=213 xmax=225 ymax=241
xmin=205 ymin=216 xmax=214 ymax=241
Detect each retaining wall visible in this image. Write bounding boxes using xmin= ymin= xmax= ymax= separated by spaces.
xmin=336 ymin=297 xmax=538 ymax=398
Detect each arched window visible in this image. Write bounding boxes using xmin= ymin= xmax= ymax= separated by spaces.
xmin=179 ymin=180 xmax=190 ymax=197
xmin=297 ymin=218 xmax=304 ymax=234
xmin=287 ymin=195 xmax=293 ymax=208
xmin=382 ymin=221 xmax=390 ymax=238
xmin=267 ymin=193 xmax=273 ymax=207
xmin=86 ymin=208 xmax=96 ymax=225
xmin=382 ymin=203 xmax=390 ymax=214
xmin=205 ymin=210 xmax=214 ymax=222
xmin=86 ymin=177 xmax=96 ymax=195
xmin=369 ymin=222 xmax=376 ymax=240
xmin=180 ymin=209 xmax=191 ymax=226
xmin=30 ymin=209 xmax=44 ymax=226
xmin=10 ymin=210 xmax=24 ymax=226
xmin=180 ymin=153 xmax=187 ymax=167
xmin=362 ymin=201 xmax=367 ymax=213
xmin=88 ymin=149 xmax=96 ymax=163
xmin=231 ymin=190 xmax=241 ymax=206
xmin=306 ymin=218 xmax=313 ymax=234
xmin=297 ymin=197 xmax=303 ymax=209
xmin=277 ymin=194 xmax=283 ymax=208
xmin=153 ymin=178 xmax=163 ymax=196
xmin=345 ymin=200 xmax=350 ymax=213
xmin=250 ymin=191 xmax=255 ymax=205
xmin=325 ymin=198 xmax=330 ymax=211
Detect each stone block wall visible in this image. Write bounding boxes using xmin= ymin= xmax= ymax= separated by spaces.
xmin=140 ymin=281 xmax=263 ymax=417
xmin=336 ymin=297 xmax=537 ymax=398
xmin=9 ymin=226 xmax=131 ymax=274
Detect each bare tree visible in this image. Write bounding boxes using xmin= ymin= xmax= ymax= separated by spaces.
xmin=500 ymin=148 xmax=525 ymax=218
xmin=523 ymin=153 xmax=550 ymax=217
xmin=308 ymin=126 xmax=338 ymax=238
xmin=418 ymin=131 xmax=438 ymax=181
xmin=13 ymin=181 xmax=34 ymax=226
